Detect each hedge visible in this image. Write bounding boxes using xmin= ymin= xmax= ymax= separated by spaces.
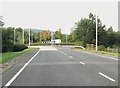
xmin=2 ymin=44 xmax=28 ymax=52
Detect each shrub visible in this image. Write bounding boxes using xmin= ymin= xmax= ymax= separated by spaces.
xmin=13 ymin=44 xmax=28 ymax=52
xmin=2 ymin=44 xmax=14 ymax=52
xmin=98 ymin=45 xmax=106 ymax=51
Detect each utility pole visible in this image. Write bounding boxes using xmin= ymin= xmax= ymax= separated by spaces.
xmin=23 ymin=29 xmax=24 ymax=44
xmin=29 ymin=29 xmax=30 ymax=47
xmin=40 ymin=30 xmax=41 ymax=43
xmin=51 ymin=31 xmax=54 ymax=45
xmin=66 ymin=34 xmax=67 ymax=43
xmin=14 ymin=29 xmax=15 ymax=44
xmin=96 ymin=15 xmax=98 ymax=51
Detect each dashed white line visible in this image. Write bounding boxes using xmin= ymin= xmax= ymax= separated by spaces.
xmin=69 ymin=56 xmax=73 ymax=58
xmin=5 ymin=49 xmax=41 ymax=86
xmin=79 ymin=62 xmax=85 ymax=65
xmin=64 ymin=53 xmax=67 ymax=55
xmin=98 ymin=72 xmax=116 ymax=82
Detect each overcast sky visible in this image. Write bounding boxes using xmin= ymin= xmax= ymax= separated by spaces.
xmin=1 ymin=1 xmax=118 ymax=34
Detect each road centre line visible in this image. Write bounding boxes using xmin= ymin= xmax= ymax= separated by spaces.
xmin=5 ymin=49 xmax=41 ymax=87
xmin=98 ymin=72 xmax=116 ymax=82
xmin=64 ymin=53 xmax=67 ymax=55
xmin=69 ymin=56 xmax=73 ymax=58
xmin=60 ymin=51 xmax=64 ymax=54
xmin=79 ymin=62 xmax=85 ymax=65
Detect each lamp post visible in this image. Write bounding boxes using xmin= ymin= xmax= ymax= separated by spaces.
xmin=40 ymin=30 xmax=41 ymax=43
xmin=66 ymin=34 xmax=68 ymax=43
xmin=23 ymin=29 xmax=24 ymax=44
xmin=96 ymin=15 xmax=98 ymax=51
xmin=14 ymin=29 xmax=15 ymax=44
xmin=29 ymin=29 xmax=30 ymax=47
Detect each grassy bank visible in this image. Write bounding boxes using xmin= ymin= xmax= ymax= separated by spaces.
xmin=72 ymin=48 xmax=119 ymax=57
xmin=0 ymin=48 xmax=37 ymax=64
xmin=86 ymin=49 xmax=119 ymax=57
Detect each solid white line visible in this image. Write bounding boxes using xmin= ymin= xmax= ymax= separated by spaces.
xmin=79 ymin=62 xmax=85 ymax=65
xmin=69 ymin=56 xmax=73 ymax=58
xmin=98 ymin=72 xmax=116 ymax=82
xmin=5 ymin=49 xmax=41 ymax=86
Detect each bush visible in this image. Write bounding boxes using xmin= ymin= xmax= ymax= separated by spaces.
xmin=98 ymin=45 xmax=106 ymax=51
xmin=13 ymin=44 xmax=28 ymax=52
xmin=2 ymin=44 xmax=28 ymax=52
xmin=2 ymin=44 xmax=14 ymax=52
xmin=112 ymin=45 xmax=119 ymax=48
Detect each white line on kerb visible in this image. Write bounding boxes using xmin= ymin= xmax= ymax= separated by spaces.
xmin=5 ymin=49 xmax=41 ymax=86
xmin=81 ymin=51 xmax=118 ymax=61
xmin=79 ymin=62 xmax=85 ymax=65
xmin=69 ymin=56 xmax=73 ymax=58
xmin=98 ymin=72 xmax=116 ymax=82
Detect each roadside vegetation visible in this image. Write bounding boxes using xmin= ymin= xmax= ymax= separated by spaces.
xmin=0 ymin=48 xmax=37 ymax=64
xmin=0 ymin=13 xmax=119 ymax=63
xmin=68 ymin=13 xmax=120 ymax=56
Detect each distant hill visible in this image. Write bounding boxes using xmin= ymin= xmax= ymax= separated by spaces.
xmin=24 ymin=28 xmax=42 ymax=32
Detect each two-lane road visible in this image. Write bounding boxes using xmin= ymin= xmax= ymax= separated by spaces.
xmin=3 ymin=46 xmax=118 ymax=87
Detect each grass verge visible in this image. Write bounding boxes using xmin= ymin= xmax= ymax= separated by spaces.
xmin=0 ymin=48 xmax=38 ymax=64
xmin=72 ymin=48 xmax=119 ymax=57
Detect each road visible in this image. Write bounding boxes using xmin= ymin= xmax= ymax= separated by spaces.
xmin=2 ymin=46 xmax=118 ymax=87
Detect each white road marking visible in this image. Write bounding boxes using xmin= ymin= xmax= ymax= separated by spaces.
xmin=40 ymin=46 xmax=57 ymax=51
xmin=5 ymin=49 xmax=41 ymax=86
xmin=58 ymin=50 xmax=61 ymax=52
xmin=61 ymin=52 xmax=64 ymax=54
xmin=98 ymin=72 xmax=116 ymax=82
xmin=79 ymin=62 xmax=85 ymax=65
xmin=64 ymin=53 xmax=67 ymax=55
xmin=69 ymin=56 xmax=73 ymax=58
xmin=81 ymin=51 xmax=118 ymax=61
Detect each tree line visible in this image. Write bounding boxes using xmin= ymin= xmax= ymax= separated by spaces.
xmin=1 ymin=27 xmax=66 ymax=52
xmin=1 ymin=13 xmax=120 ymax=52
xmin=67 ymin=13 xmax=120 ymax=50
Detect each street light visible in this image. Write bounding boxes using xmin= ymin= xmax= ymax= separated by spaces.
xmin=23 ymin=29 xmax=24 ymax=44
xmin=96 ymin=15 xmax=98 ymax=51
xmin=29 ymin=29 xmax=30 ymax=47
xmin=66 ymin=34 xmax=68 ymax=43
xmin=40 ymin=30 xmax=41 ymax=43
xmin=14 ymin=28 xmax=16 ymax=44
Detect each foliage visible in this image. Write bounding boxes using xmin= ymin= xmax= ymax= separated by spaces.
xmin=41 ymin=30 xmax=51 ymax=41
xmin=1 ymin=27 xmax=28 ymax=52
xmin=13 ymin=44 xmax=28 ymax=52
xmin=98 ymin=45 xmax=105 ymax=51
xmin=68 ymin=13 xmax=120 ymax=49
xmin=54 ymin=29 xmax=62 ymax=39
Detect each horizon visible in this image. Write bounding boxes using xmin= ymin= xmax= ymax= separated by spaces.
xmin=2 ymin=1 xmax=118 ymax=34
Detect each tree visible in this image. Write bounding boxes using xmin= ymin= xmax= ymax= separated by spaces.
xmin=41 ymin=30 xmax=51 ymax=41
xmin=61 ymin=34 xmax=66 ymax=42
xmin=54 ymin=29 xmax=62 ymax=39
xmin=69 ymin=13 xmax=108 ymax=47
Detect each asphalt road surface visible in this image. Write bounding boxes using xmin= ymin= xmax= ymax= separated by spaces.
xmin=2 ymin=46 xmax=118 ymax=87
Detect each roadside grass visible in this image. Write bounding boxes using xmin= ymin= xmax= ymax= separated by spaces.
xmin=0 ymin=48 xmax=38 ymax=64
xmin=71 ymin=48 xmax=119 ymax=57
